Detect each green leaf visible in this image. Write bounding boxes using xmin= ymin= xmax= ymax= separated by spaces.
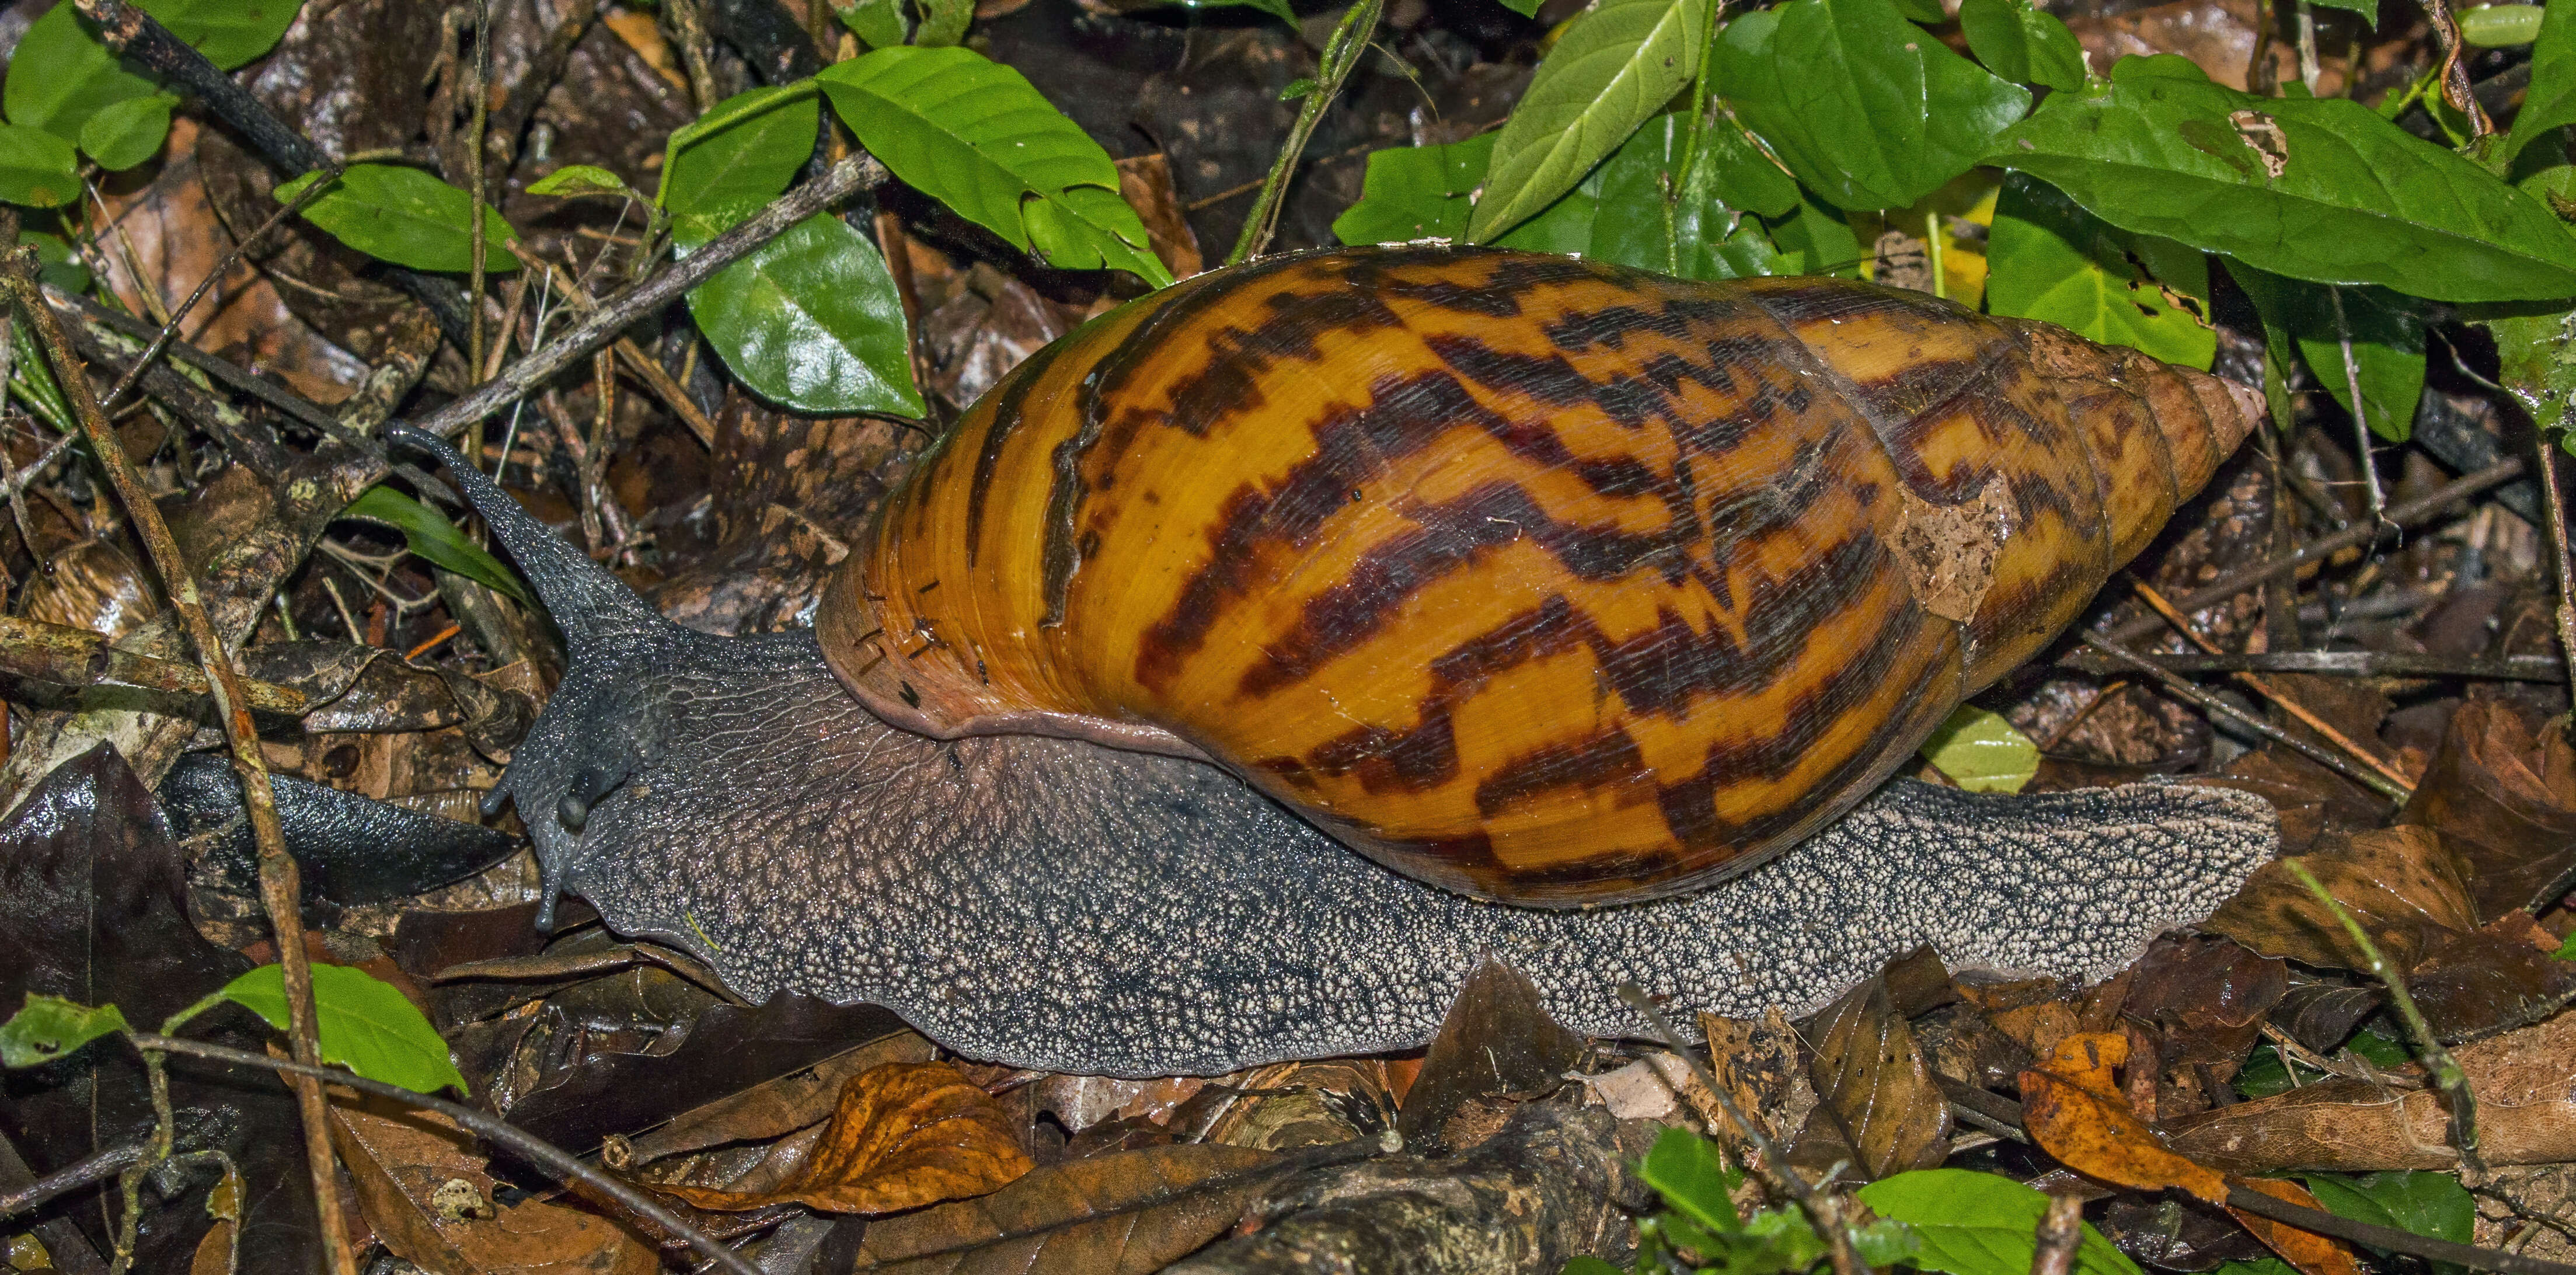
xmin=341 ymin=486 xmax=534 ymax=605
xmin=0 ymin=994 xmax=127 ymax=1068
xmin=834 ymin=0 xmax=909 ymax=48
xmin=1560 ymin=1259 xmax=1626 ymax=1275
xmin=916 ymin=0 xmax=973 ymax=44
xmin=1770 ymin=187 xmax=1866 ymax=276
xmin=2230 ymin=264 xmax=2426 ymax=441
xmin=220 ymin=964 xmax=468 ymax=1096
xmin=1988 ymin=172 xmax=2214 ymax=368
xmin=1495 ymin=162 xmax=1605 ymax=254
xmin=661 ymin=83 xmax=819 ymax=246
xmin=2557 ymin=928 xmax=2576 ymax=959
xmin=2307 ymin=0 xmax=2379 ymax=23
xmin=1960 ymin=0 xmax=2088 ymax=91
xmin=5 ymin=0 xmax=301 ymax=144
xmin=26 ymin=229 xmax=90 ymax=294
xmin=1719 ymin=0 xmax=2028 ymax=211
xmin=0 ymin=123 xmax=79 ymax=208
xmin=527 ymin=163 xmax=640 ymax=201
xmin=76 ymin=92 xmax=173 ymax=170
xmin=820 ymin=47 xmax=1172 ymax=286
xmin=686 ymin=212 xmax=925 ymax=416
xmin=1891 ymin=0 xmax=1946 ymax=20
xmin=1334 ymin=133 xmax=1496 ymax=244
xmin=1641 ymin=1128 xmax=1744 ymax=1235
xmin=2508 ymin=0 xmax=2576 ymax=162
xmin=1918 ymin=705 xmax=2040 ymax=793
xmin=1993 ymin=57 xmax=2576 ymax=302
xmin=1861 ymin=1169 xmax=2142 ymax=1275
xmin=1465 ymin=0 xmax=1709 ymax=241
xmin=2301 ymin=1172 xmax=2473 ymax=1275
xmin=276 ymin=164 xmax=521 ymax=274
xmin=2462 ymin=3 xmax=2544 ymax=45
xmin=1700 ymin=123 xmax=1801 ymax=218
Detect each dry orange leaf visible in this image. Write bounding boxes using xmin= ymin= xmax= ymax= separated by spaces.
xmin=663 ymin=1061 xmax=1034 ymax=1215
xmin=2229 ymin=1178 xmax=2365 ymax=1275
xmin=2020 ymin=1032 xmax=2228 ymax=1203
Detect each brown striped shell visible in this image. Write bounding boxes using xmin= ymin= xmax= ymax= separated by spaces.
xmin=817 ymin=246 xmax=2261 ymax=906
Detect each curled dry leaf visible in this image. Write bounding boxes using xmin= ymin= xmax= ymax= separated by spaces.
xmin=2228 ymin=1177 xmax=2365 ymax=1275
xmin=2162 ymin=1008 xmax=2576 ymax=1171
xmin=661 ymin=1061 xmax=1033 ymax=1215
xmin=1794 ymin=972 xmax=1951 ymax=1180
xmin=850 ymin=1141 xmax=1290 ymax=1275
xmin=2204 ymin=826 xmax=2480 ymax=971
xmin=2397 ymin=699 xmax=2576 ymax=921
xmin=2019 ymin=1031 xmax=2228 ymax=1203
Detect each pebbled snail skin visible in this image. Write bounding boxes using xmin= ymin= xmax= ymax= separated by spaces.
xmin=388 ymin=245 xmax=2280 ymax=1077
xmin=820 ymin=246 xmax=2263 ymax=904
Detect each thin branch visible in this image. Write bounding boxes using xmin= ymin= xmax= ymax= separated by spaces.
xmin=122 ymin=1033 xmax=764 ymax=1275
xmin=2279 ymin=859 xmax=2483 ymax=1172
xmin=0 ymin=1141 xmax=144 ymax=1220
xmin=2058 ymin=648 xmax=2565 ymax=683
xmin=1227 ymin=0 xmax=1386 ymax=265
xmin=2097 ymin=458 xmax=2525 ymax=648
xmin=100 ymin=165 xmax=339 ymax=416
xmin=2534 ymin=437 xmax=2576 ymax=734
xmin=0 ymin=247 xmax=358 ymax=1275
xmin=0 ymin=614 xmax=307 ymax=712
xmin=541 ymin=261 xmax=716 ymax=447
xmin=2030 ymin=1194 xmax=2083 ymax=1275
xmin=2327 ymin=288 xmax=2390 ymax=533
xmin=413 ymin=153 xmax=882 ymax=441
xmin=2080 ymin=632 xmax=2410 ymax=802
xmin=467 ymin=0 xmax=494 ymax=380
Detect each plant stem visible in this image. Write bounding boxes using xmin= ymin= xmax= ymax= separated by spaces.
xmin=2279 ymin=858 xmax=2482 ymax=1171
xmin=468 ymin=0 xmax=493 ymax=384
xmin=1226 ymin=0 xmax=1388 ymax=266
xmin=123 ymin=1033 xmax=764 ymax=1275
xmin=2533 ymin=433 xmax=2576 ymax=735
xmin=0 ymin=249 xmax=358 ymax=1275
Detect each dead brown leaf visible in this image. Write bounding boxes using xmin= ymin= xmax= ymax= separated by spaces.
xmin=2399 ymin=699 xmax=2576 ymax=920
xmin=2205 ymin=825 xmax=2479 ymax=971
xmin=1396 ymin=955 xmax=1585 ymax=1151
xmin=329 ymin=1092 xmax=658 ymax=1275
xmin=661 ymin=1062 xmax=1032 ymax=1215
xmin=1795 ymin=973 xmax=1951 ymax=1180
xmin=852 ymin=1141 xmax=1289 ymax=1274
xmin=2229 ymin=1177 xmax=2366 ymax=1275
xmin=2019 ymin=1032 xmax=2229 ymax=1203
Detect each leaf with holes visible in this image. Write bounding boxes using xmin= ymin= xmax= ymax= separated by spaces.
xmin=1719 ymin=0 xmax=2028 ymax=211
xmin=1993 ymin=55 xmax=2576 ymax=302
xmin=221 ymin=963 xmax=466 ymax=1096
xmin=1988 ymin=172 xmax=2214 ymax=368
xmin=820 ymin=47 xmax=1170 ymax=285
xmin=276 ymin=164 xmax=521 ymax=274
xmin=0 ymin=995 xmax=128 ymax=1068
xmin=686 ymin=212 xmax=924 ymax=416
xmin=1466 ymin=0 xmax=1708 ymax=241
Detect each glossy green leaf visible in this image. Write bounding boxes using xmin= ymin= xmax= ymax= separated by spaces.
xmin=2462 ymin=3 xmax=2544 ymax=45
xmin=917 ymin=0 xmax=973 ymax=43
xmin=2230 ymin=264 xmax=2426 ymax=441
xmin=276 ymin=164 xmax=521 ymax=273
xmin=1699 ymin=123 xmax=1800 ymax=218
xmin=820 ymin=47 xmax=1171 ymax=285
xmin=1333 ymin=133 xmax=1495 ymax=244
xmin=1496 ymin=163 xmax=1605 ymax=254
xmin=1960 ymin=0 xmax=2087 ymax=90
xmin=1891 ymin=0 xmax=1946 ymax=20
xmin=2508 ymin=0 xmax=2576 ymax=162
xmin=1640 ymin=1129 xmax=1742 ymax=1236
xmin=1465 ymin=0 xmax=1708 ymax=241
xmin=341 ymin=486 xmax=533 ymax=605
xmin=527 ymin=163 xmax=640 ymax=201
xmin=661 ymin=83 xmax=818 ymax=246
xmin=0 ymin=123 xmax=79 ymax=208
xmin=1586 ymin=114 xmax=1791 ymax=280
xmin=1719 ymin=0 xmax=2028 ymax=211
xmin=687 ymin=212 xmax=924 ymax=416
xmin=1993 ymin=57 xmax=2576 ymax=302
xmin=5 ymin=0 xmax=301 ymax=144
xmin=0 ymin=995 xmax=127 ymax=1068
xmin=2301 ymin=1172 xmax=2473 ymax=1275
xmin=221 ymin=964 xmax=467 ymax=1096
xmin=76 ymin=91 xmax=173 ymax=170
xmin=1861 ymin=1170 xmax=2141 ymax=1275
xmin=1559 ymin=1259 xmax=1624 ymax=1275
xmin=1988 ymin=172 xmax=2214 ymax=368
xmin=1770 ymin=187 xmax=1866 ymax=276
xmin=835 ymin=0 xmax=909 ymax=48
xmin=1918 ymin=705 xmax=2040 ymax=793
xmin=26 ymin=229 xmax=90 ymax=294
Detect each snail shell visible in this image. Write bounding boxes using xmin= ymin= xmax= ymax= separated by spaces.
xmin=818 ymin=246 xmax=2260 ymax=905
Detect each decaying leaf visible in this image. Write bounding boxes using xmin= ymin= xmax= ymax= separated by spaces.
xmin=661 ymin=1061 xmax=1032 ymax=1214
xmin=329 ymin=1090 xmax=658 ymax=1275
xmin=2205 ymin=826 xmax=2480 ymax=971
xmin=2229 ymin=1177 xmax=2365 ymax=1275
xmin=851 ymin=1140 xmax=1292 ymax=1274
xmin=1700 ymin=1007 xmax=1813 ymax=1149
xmin=1396 ymin=954 xmax=1585 ymax=1151
xmin=1794 ymin=973 xmax=1952 ymax=1180
xmin=2020 ymin=1032 xmax=2228 ymax=1202
xmin=618 ymin=1030 xmax=939 ymax=1166
xmin=2397 ymin=699 xmax=2576 ymax=920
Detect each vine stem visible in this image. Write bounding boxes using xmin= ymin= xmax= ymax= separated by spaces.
xmin=121 ymin=1033 xmax=764 ymax=1275
xmin=2279 ymin=859 xmax=2483 ymax=1172
xmin=0 ymin=248 xmax=357 ymax=1275
xmin=1226 ymin=0 xmax=1388 ymax=266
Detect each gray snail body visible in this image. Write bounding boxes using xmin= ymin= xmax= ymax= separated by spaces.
xmin=387 ymin=246 xmax=2280 ymax=1076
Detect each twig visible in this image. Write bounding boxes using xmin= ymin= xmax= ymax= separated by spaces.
xmin=2535 ymin=438 xmax=2576 ymax=736
xmin=0 ymin=614 xmax=306 ymax=712
xmin=1226 ymin=0 xmax=1386 ymax=265
xmin=2279 ymin=858 xmax=2482 ymax=1172
xmin=2130 ymin=579 xmax=2414 ymax=795
xmin=122 ymin=1032 xmax=763 ymax=1275
xmin=0 ymin=246 xmax=359 ymax=1275
xmin=2293 ymin=0 xmax=2321 ymax=91
xmin=2058 ymin=649 xmax=2565 ymax=683
xmin=2414 ymin=0 xmax=2495 ymax=136
xmin=100 ymin=166 xmax=339 ymax=416
xmin=2223 ymin=1186 xmax=2576 ymax=1275
xmin=2327 ymin=288 xmax=2390 ymax=534
xmin=541 ymin=260 xmax=716 ymax=446
xmin=665 ymin=0 xmax=723 ymax=114
xmin=0 ymin=1141 xmax=145 ymax=1220
xmin=1617 ymin=983 xmax=1870 ymax=1275
xmin=51 ymin=288 xmax=339 ymax=434
xmin=2079 ymin=632 xmax=2410 ymax=801
xmin=2097 ymin=458 xmax=2525 ymax=648
xmin=2031 ymin=1194 xmax=2083 ymax=1275
xmin=413 ymin=153 xmax=882 ymax=441
xmin=467 ymin=0 xmax=494 ymax=381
